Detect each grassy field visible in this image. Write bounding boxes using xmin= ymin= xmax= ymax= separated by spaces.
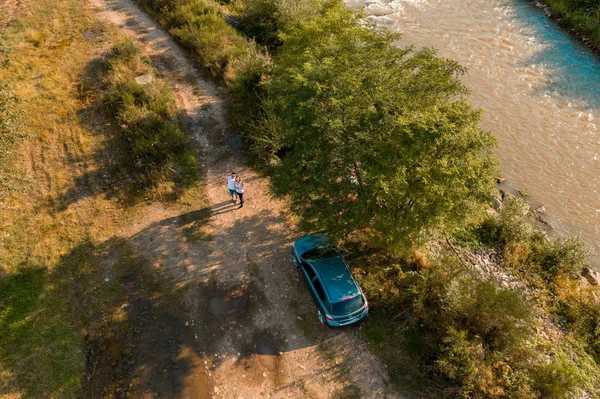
xmin=0 ymin=1 xmax=205 ymax=397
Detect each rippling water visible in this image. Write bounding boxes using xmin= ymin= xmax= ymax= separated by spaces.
xmin=345 ymin=0 xmax=600 ymax=263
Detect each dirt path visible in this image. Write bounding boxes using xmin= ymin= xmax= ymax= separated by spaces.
xmin=89 ymin=0 xmax=399 ymax=397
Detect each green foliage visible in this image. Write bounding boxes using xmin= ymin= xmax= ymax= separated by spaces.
xmin=102 ymin=40 xmax=198 ymax=195
xmin=256 ymin=1 xmax=497 ymax=252
xmin=236 ymin=0 xmax=316 ymax=49
xmin=532 ymin=350 xmax=591 ymax=399
xmin=498 ymin=196 xmax=536 ymax=245
xmin=445 ymin=276 xmax=532 ymax=351
xmin=237 ymin=0 xmax=284 ymax=48
xmin=135 ymin=0 xmax=264 ymax=81
xmin=495 ymin=195 xmax=588 ymax=281
xmin=554 ymin=277 xmax=600 ymax=363
xmin=102 ymin=39 xmax=140 ymax=71
xmin=353 ymin=252 xmax=600 ymax=397
xmin=537 ymin=0 xmax=600 ymax=51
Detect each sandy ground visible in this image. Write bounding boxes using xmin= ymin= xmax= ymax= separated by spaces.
xmin=88 ymin=0 xmax=400 ymax=397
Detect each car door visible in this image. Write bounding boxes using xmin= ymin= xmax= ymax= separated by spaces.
xmin=300 ymin=263 xmax=328 ymax=311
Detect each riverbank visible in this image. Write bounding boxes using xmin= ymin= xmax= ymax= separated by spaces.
xmin=533 ymin=0 xmax=600 ymax=53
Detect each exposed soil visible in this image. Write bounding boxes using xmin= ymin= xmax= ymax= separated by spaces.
xmin=87 ymin=0 xmax=400 ymax=397
xmin=82 ymin=272 xmax=210 ymax=398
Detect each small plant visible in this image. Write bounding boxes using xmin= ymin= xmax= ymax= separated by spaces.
xmin=498 ymin=195 xmax=536 ymax=245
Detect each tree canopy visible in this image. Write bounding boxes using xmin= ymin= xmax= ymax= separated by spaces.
xmin=251 ymin=1 xmax=498 ymax=251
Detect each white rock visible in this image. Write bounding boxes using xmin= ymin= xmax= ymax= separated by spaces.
xmin=135 ymin=74 xmax=153 ymax=84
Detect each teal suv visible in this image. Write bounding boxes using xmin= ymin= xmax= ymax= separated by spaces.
xmin=292 ymin=234 xmax=368 ymax=327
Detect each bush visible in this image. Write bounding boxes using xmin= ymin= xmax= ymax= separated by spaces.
xmin=236 ymin=0 xmax=316 ymax=49
xmin=101 ymin=40 xmax=198 ymax=195
xmin=393 ymin=258 xmax=537 ymax=396
xmin=136 ymin=0 xmax=264 ymax=81
xmin=531 ymin=235 xmax=588 ymax=280
xmin=554 ymin=277 xmax=600 ymax=363
xmin=532 ymin=350 xmax=591 ymax=399
xmin=498 ymin=196 xmax=536 ymax=245
xmin=497 ymin=195 xmax=588 ymax=282
xmin=102 ymin=39 xmax=140 ymax=71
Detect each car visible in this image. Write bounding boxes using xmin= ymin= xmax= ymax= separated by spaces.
xmin=291 ymin=234 xmax=368 ymax=327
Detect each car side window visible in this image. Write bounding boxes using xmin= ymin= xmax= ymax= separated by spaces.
xmin=302 ymin=263 xmax=316 ymax=280
xmin=313 ymin=279 xmax=326 ymax=302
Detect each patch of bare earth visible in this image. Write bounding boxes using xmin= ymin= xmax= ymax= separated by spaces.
xmin=89 ymin=0 xmax=399 ymax=397
xmin=83 ymin=272 xmax=211 ymax=398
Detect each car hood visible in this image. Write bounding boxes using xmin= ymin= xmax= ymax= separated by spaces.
xmin=293 ymin=233 xmax=332 ymax=256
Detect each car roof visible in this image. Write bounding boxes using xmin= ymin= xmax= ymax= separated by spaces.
xmin=311 ymin=256 xmax=358 ymax=301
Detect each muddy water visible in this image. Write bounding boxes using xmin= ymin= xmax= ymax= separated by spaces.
xmin=346 ymin=0 xmax=600 ymax=263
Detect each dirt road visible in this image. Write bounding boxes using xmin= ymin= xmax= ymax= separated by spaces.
xmin=88 ymin=0 xmax=399 ymax=397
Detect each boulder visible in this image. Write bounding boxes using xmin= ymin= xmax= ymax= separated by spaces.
xmin=135 ymin=74 xmax=153 ymax=85
xmin=582 ymin=267 xmax=600 ymax=286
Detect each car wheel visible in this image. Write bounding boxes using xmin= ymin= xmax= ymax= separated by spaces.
xmin=317 ymin=309 xmax=326 ymax=326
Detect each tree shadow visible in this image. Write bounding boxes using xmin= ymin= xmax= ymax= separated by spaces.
xmin=44 ymin=47 xmax=204 ymax=214
xmin=0 ymin=238 xmax=212 ymax=398
xmin=70 ymin=237 xmax=212 ymax=398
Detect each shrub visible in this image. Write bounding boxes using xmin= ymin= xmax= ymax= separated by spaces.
xmin=497 ymin=195 xmax=588 ymax=282
xmin=554 ymin=277 xmax=600 ymax=363
xmin=136 ymin=0 xmax=263 ymax=81
xmin=101 ymin=40 xmax=198 ymax=195
xmin=436 ymin=328 xmax=504 ymax=397
xmin=498 ymin=195 xmax=536 ymax=245
xmin=396 ymin=258 xmax=542 ymax=397
xmin=102 ymin=39 xmax=140 ymax=71
xmin=236 ymin=0 xmax=316 ymax=49
xmin=532 ymin=350 xmax=591 ymax=399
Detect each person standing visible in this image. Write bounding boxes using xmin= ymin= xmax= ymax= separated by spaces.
xmin=235 ymin=176 xmax=245 ymax=209
xmin=226 ymin=172 xmax=237 ymax=204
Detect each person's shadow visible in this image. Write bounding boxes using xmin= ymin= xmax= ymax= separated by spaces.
xmin=205 ymin=199 xmax=237 ymax=217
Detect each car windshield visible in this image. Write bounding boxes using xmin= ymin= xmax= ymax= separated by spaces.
xmin=302 ymin=246 xmax=339 ymax=261
xmin=331 ymin=295 xmax=364 ymax=315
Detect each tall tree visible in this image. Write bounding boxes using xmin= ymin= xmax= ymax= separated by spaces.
xmin=259 ymin=1 xmax=498 ymax=251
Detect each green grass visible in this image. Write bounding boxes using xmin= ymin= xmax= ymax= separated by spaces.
xmin=537 ymin=0 xmax=600 ymax=51
xmin=134 ymin=0 xmax=264 ymax=83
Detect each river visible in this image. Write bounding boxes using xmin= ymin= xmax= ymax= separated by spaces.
xmin=345 ymin=0 xmax=600 ymax=264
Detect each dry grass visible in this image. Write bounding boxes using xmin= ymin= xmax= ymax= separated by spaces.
xmin=0 ymin=1 xmax=206 ymax=397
